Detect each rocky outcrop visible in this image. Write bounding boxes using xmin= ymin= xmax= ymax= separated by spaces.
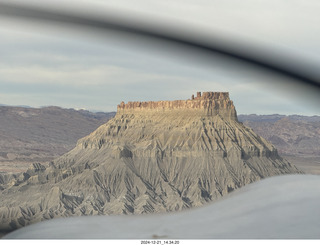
xmin=117 ymin=92 xmax=237 ymax=120
xmin=0 ymin=92 xmax=302 ymax=233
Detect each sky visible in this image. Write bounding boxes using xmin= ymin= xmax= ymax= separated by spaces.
xmin=0 ymin=0 xmax=320 ymax=115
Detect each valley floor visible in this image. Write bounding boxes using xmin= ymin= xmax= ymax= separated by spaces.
xmin=283 ymin=155 xmax=320 ymax=175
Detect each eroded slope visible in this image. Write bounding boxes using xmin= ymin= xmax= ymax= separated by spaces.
xmin=0 ymin=92 xmax=301 ymax=233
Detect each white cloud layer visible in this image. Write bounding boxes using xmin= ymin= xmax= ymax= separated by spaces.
xmin=0 ymin=0 xmax=319 ymax=115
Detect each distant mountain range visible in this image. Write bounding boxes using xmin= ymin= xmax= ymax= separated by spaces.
xmin=238 ymin=114 xmax=320 ymax=157
xmin=238 ymin=114 xmax=320 ymax=123
xmin=0 ymin=105 xmax=115 ymax=173
xmin=238 ymin=114 xmax=320 ymax=174
xmin=0 ymin=105 xmax=319 ymax=174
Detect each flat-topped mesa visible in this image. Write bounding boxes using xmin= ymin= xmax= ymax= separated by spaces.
xmin=117 ymin=92 xmax=238 ymax=120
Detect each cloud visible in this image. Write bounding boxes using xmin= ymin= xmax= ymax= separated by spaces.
xmin=0 ymin=0 xmax=319 ymax=115
xmin=0 ymin=65 xmax=135 ymax=86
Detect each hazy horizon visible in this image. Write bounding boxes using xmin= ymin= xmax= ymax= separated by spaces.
xmin=1 ymin=102 xmax=320 ymax=117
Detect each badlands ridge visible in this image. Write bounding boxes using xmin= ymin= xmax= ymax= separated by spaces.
xmin=0 ymin=92 xmax=301 ymax=233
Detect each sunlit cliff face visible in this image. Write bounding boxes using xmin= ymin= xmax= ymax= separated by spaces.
xmin=117 ymin=92 xmax=237 ymax=120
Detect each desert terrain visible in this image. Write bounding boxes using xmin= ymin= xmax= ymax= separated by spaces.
xmin=0 ymin=93 xmax=319 ymax=238
xmin=0 ymin=106 xmax=115 ymax=173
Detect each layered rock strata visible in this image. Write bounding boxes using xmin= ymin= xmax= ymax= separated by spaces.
xmin=117 ymin=92 xmax=237 ymax=120
xmin=0 ymin=92 xmax=302 ymax=233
